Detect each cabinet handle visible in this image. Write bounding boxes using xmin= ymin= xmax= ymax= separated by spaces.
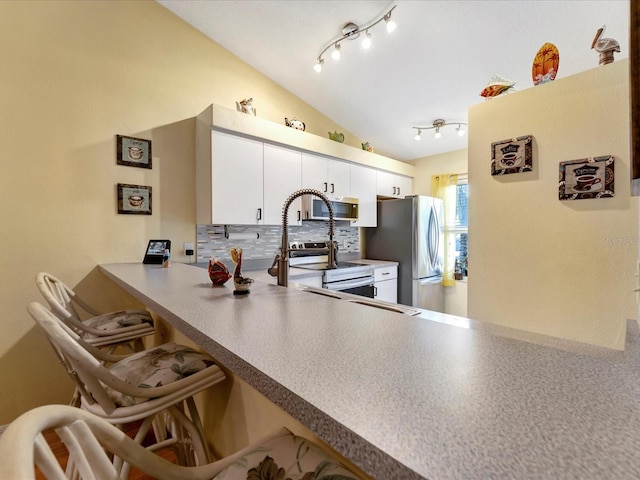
xmin=393 ymin=186 xmax=397 ymax=195
xmin=331 ymin=183 xmax=335 ymax=193
xmin=257 ymin=208 xmax=262 ymax=220
xmin=297 ymin=210 xmax=301 ymax=222
xmin=397 ymin=187 xmax=401 ymax=196
xmin=323 ymin=182 xmax=328 ymax=192
xmin=374 ymin=286 xmax=378 ymax=297
xmin=382 ymin=272 xmax=390 ymax=276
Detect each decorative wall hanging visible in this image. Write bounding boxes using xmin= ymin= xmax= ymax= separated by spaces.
xmin=236 ymin=98 xmax=256 ymax=116
xmin=117 ymin=135 xmax=152 ymax=169
xmin=117 ymin=183 xmax=152 ymax=215
xmin=559 ymin=155 xmax=614 ymax=200
xmin=532 ymin=42 xmax=559 ymax=85
xmin=491 ymin=135 xmax=533 ymax=175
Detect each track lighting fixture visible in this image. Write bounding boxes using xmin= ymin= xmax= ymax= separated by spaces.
xmin=412 ymin=119 xmax=468 ymax=141
xmin=313 ymin=5 xmax=397 ymax=72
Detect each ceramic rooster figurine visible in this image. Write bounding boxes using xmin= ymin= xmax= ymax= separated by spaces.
xmin=230 ymin=247 xmax=254 ymax=295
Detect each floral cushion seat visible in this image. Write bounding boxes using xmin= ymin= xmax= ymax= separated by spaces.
xmin=104 ymin=342 xmax=217 ymax=407
xmin=82 ymin=309 xmax=153 ymax=338
xmin=213 ymin=433 xmax=359 ymax=480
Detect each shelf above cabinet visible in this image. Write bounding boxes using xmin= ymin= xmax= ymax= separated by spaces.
xmin=198 ymin=103 xmax=414 ymax=179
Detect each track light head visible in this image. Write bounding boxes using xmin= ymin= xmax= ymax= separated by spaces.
xmin=313 ymin=58 xmax=324 ymax=73
xmin=331 ymin=43 xmax=341 ymax=60
xmin=362 ymin=31 xmax=372 ymax=49
xmin=414 ymin=129 xmax=422 ymax=141
xmin=384 ymin=12 xmax=397 ymax=33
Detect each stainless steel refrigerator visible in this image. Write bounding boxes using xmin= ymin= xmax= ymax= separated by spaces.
xmin=365 ymin=195 xmax=444 ymax=312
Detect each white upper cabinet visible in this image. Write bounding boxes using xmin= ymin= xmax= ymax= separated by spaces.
xmin=210 ymin=130 xmax=264 ymax=225
xmin=377 ymin=170 xmax=412 ymax=198
xmin=350 ymin=164 xmax=377 ymax=227
xmin=301 ymin=153 xmax=350 ymax=197
xmin=263 ymin=144 xmax=302 ymax=226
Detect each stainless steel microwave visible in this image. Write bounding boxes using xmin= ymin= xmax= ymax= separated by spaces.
xmin=302 ymin=196 xmax=359 ymax=222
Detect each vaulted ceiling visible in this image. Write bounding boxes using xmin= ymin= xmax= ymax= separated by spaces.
xmin=158 ymin=0 xmax=630 ymax=162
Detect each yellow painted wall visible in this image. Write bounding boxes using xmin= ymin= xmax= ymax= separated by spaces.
xmin=0 ymin=0 xmax=364 ymax=424
xmin=411 ymin=149 xmax=469 ymax=316
xmin=411 ymin=148 xmax=468 ymax=196
xmin=468 ymin=60 xmax=635 ymax=350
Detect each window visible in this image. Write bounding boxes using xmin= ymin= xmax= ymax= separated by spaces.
xmin=453 ymin=176 xmax=468 ymax=277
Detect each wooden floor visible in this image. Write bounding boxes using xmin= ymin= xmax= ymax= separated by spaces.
xmin=35 ymin=420 xmax=176 ymax=480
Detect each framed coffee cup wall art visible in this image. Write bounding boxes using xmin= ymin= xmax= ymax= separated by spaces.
xmin=491 ymin=135 xmax=533 ymax=175
xmin=558 ymin=155 xmax=614 ymax=201
xmin=117 ymin=183 xmax=152 ymax=215
xmin=116 ymin=135 xmax=152 ymax=169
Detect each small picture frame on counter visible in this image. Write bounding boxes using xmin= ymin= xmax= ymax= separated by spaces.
xmin=116 ymin=135 xmax=152 ymax=169
xmin=491 ymin=135 xmax=533 ymax=175
xmin=558 ymin=155 xmax=614 ymax=200
xmin=117 ymin=183 xmax=152 ymax=215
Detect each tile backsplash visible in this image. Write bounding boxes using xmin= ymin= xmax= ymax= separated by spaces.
xmin=196 ymin=221 xmax=359 ymax=264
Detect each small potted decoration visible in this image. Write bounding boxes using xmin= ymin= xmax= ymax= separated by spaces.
xmin=361 ymin=142 xmax=373 ymax=152
xmin=230 ymin=247 xmax=254 ymax=295
xmin=328 ymin=131 xmax=344 ymax=143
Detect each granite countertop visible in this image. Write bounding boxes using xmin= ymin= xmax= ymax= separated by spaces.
xmin=99 ymin=263 xmax=640 ymax=479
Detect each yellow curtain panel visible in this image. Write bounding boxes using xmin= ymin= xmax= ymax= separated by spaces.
xmin=431 ymin=174 xmax=458 ymax=286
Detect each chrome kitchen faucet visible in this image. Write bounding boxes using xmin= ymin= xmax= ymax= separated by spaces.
xmin=268 ymin=189 xmax=336 ymax=287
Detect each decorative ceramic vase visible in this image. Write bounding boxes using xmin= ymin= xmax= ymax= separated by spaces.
xmin=236 ymin=98 xmax=256 ymax=116
xmin=328 ymin=131 xmax=344 ymax=143
xmin=208 ymin=257 xmax=231 ymax=286
xmin=230 ymin=247 xmax=254 ymax=295
xmin=285 ymin=118 xmax=305 ymax=131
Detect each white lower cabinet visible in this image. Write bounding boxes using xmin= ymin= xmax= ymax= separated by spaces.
xmin=374 ymin=265 xmax=398 ymax=303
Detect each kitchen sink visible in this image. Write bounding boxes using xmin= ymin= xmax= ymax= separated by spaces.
xmin=300 ymin=286 xmax=421 ymax=316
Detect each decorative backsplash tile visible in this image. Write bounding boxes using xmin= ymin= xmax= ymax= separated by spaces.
xmin=196 ymin=221 xmax=360 ymax=263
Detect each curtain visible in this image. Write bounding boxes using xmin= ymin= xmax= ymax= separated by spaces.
xmin=431 ymin=174 xmax=458 ymax=286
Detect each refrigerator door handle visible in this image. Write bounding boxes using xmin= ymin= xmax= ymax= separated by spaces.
xmin=428 ymin=205 xmax=439 ymax=270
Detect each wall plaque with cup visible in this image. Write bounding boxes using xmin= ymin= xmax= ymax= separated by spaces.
xmin=117 ymin=183 xmax=152 ymax=215
xmin=559 ymin=155 xmax=614 ymax=200
xmin=491 ymin=135 xmax=533 ymax=176
xmin=116 ymin=135 xmax=152 ymax=169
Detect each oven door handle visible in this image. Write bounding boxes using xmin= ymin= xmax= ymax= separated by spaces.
xmin=324 ymin=277 xmax=374 ymax=291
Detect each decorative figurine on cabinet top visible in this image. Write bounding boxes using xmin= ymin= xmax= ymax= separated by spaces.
xmin=361 ymin=142 xmax=373 ymax=152
xmin=480 ymin=74 xmax=516 ymax=99
xmin=532 ymin=42 xmax=559 ymax=85
xmin=285 ymin=118 xmax=306 ymax=131
xmin=236 ymin=98 xmax=256 ymax=116
xmin=230 ymin=247 xmax=254 ymax=295
xmin=208 ymin=257 xmax=231 ymax=286
xmin=328 ymin=131 xmax=345 ymax=143
xmin=591 ymin=25 xmax=620 ymax=65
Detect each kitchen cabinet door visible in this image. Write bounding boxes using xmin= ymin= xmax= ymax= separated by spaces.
xmin=375 ymin=279 xmax=398 ymax=303
xmin=211 ymin=130 xmax=264 ymax=224
xmin=301 ymin=153 xmax=350 ymax=197
xmin=395 ymin=175 xmax=413 ymax=198
xmin=374 ymin=265 xmax=398 ymax=303
xmin=350 ymin=164 xmax=377 ymax=227
xmin=376 ymin=170 xmax=412 ymax=198
xmin=328 ymin=160 xmax=351 ymax=197
xmin=263 ymin=144 xmax=302 ymax=226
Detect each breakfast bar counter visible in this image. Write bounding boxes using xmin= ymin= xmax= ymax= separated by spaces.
xmin=100 ymin=263 xmax=640 ymax=479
